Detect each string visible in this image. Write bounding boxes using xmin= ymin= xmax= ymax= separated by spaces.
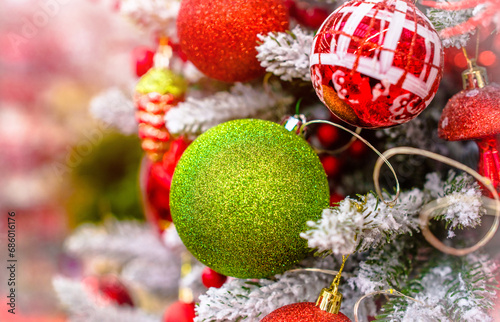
xmin=372 ymin=146 xmax=500 ymax=256
xmin=332 ymin=254 xmax=349 ymax=287
xmin=303 ymin=120 xmax=400 ymax=206
xmin=353 ymin=289 xmax=428 ymax=322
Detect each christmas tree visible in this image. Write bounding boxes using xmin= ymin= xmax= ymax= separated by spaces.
xmin=52 ymin=0 xmax=500 ymax=321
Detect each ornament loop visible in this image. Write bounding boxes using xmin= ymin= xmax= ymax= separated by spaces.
xmin=304 ymin=120 xmax=400 ymax=207
xmin=373 ymin=146 xmax=500 ymax=256
xmin=353 ymin=289 xmax=427 ymax=322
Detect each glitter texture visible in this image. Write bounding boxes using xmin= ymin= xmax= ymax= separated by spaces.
xmin=310 ymin=0 xmax=444 ymax=129
xmin=170 ymin=119 xmax=329 ymax=278
xmin=261 ymin=302 xmax=352 ymax=322
xmin=177 ymin=0 xmax=289 ymax=82
xmin=438 ymin=83 xmax=500 ymax=141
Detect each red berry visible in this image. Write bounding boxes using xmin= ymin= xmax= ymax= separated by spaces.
xmin=201 ymin=267 xmax=228 ymax=288
xmin=132 ymin=46 xmax=155 ymax=77
xmin=316 ymin=124 xmax=340 ymax=148
xmin=330 ymin=193 xmax=345 ymax=206
xmin=163 ymin=301 xmax=196 ymax=322
xmin=348 ymin=139 xmax=368 ymax=158
xmin=320 ymin=155 xmax=342 ymax=177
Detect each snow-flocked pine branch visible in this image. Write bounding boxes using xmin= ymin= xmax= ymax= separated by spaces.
xmin=426 ymin=5 xmax=475 ymax=48
xmin=302 ymin=171 xmax=487 ymax=255
xmin=378 ymin=253 xmax=498 ymax=322
xmin=119 ymin=0 xmax=180 ymax=38
xmin=65 ymin=221 xmax=171 ymax=263
xmin=195 ymin=256 xmax=376 ymax=322
xmin=256 ymin=26 xmax=314 ymax=81
xmin=53 ymin=276 xmax=160 ymax=322
xmin=89 ymin=87 xmax=137 ymax=135
xmin=164 ymin=83 xmax=293 ymax=137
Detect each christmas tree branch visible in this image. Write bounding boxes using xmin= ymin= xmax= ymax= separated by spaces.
xmin=164 ymin=83 xmax=293 ymax=137
xmin=256 ymin=26 xmax=314 ymax=82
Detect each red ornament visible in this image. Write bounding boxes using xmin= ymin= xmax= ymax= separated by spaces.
xmin=141 ymin=137 xmax=190 ymax=233
xmin=294 ymin=5 xmax=330 ymax=30
xmin=348 ymin=140 xmax=368 ymax=158
xmin=163 ymin=301 xmax=196 ymax=322
xmin=135 ymin=68 xmax=187 ymax=162
xmin=438 ymin=82 xmax=500 ymax=197
xmin=82 ymin=275 xmax=134 ymax=307
xmin=330 ymin=193 xmax=345 ymax=206
xmin=310 ymin=0 xmax=444 ymax=129
xmin=320 ymin=155 xmax=342 ymax=177
xmin=261 ymin=302 xmax=351 ymax=322
xmin=177 ymin=0 xmax=289 ymax=82
xmin=132 ymin=46 xmax=155 ymax=77
xmin=316 ymin=123 xmax=341 ymax=148
xmin=201 ymin=267 xmax=228 ymax=289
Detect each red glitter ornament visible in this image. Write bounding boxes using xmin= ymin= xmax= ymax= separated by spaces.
xmin=163 ymin=301 xmax=196 ymax=322
xmin=177 ymin=0 xmax=289 ymax=82
xmin=261 ymin=302 xmax=351 ymax=322
xmin=83 ymin=275 xmax=134 ymax=307
xmin=201 ymin=267 xmax=228 ymax=288
xmin=438 ymin=80 xmax=500 ymax=198
xmin=141 ymin=137 xmax=190 ymax=233
xmin=310 ymin=0 xmax=444 ymax=128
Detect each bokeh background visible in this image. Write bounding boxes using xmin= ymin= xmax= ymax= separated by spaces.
xmin=0 ymin=0 xmax=149 ymax=320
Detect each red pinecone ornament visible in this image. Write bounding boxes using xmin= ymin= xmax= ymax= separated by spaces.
xmin=261 ymin=302 xmax=351 ymax=322
xmin=311 ymin=0 xmax=443 ymax=128
xmin=135 ymin=68 xmax=187 ymax=162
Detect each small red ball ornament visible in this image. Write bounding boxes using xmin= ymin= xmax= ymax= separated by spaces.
xmin=316 ymin=123 xmax=340 ymax=148
xmin=177 ymin=0 xmax=289 ymax=82
xmin=320 ymin=155 xmax=342 ymax=177
xmin=201 ymin=267 xmax=228 ymax=289
xmin=132 ymin=46 xmax=155 ymax=77
xmin=82 ymin=275 xmax=134 ymax=307
xmin=310 ymin=0 xmax=444 ymax=128
xmin=261 ymin=302 xmax=351 ymax=322
xmin=163 ymin=301 xmax=196 ymax=322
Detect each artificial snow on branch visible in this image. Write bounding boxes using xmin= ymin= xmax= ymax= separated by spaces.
xmin=426 ymin=5 xmax=474 ymax=48
xmin=89 ymin=87 xmax=137 ymax=135
xmin=301 ymin=189 xmax=424 ymax=255
xmin=348 ymin=237 xmax=416 ymax=295
xmin=302 ymin=170 xmax=488 ymax=255
xmin=53 ymin=276 xmax=160 ymax=322
xmin=164 ymin=83 xmax=293 ymax=137
xmin=119 ymin=0 xmax=180 ymax=38
xmin=379 ymin=253 xmax=498 ymax=321
xmin=424 ymin=171 xmax=484 ymax=229
xmin=256 ymin=26 xmax=314 ymax=82
xmin=195 ymin=256 xmax=376 ymax=322
xmin=65 ymin=221 xmax=171 ymax=263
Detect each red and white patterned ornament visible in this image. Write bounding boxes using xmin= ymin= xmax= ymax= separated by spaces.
xmin=310 ymin=0 xmax=444 ymax=128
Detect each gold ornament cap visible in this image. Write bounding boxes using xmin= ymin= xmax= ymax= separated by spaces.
xmin=316 ymin=283 xmax=343 ymax=314
xmin=316 ymin=254 xmax=349 ymax=314
xmin=462 ymin=59 xmax=488 ymax=90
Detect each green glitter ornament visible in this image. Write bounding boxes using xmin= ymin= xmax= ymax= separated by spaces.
xmin=170 ymin=119 xmax=329 ymax=278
